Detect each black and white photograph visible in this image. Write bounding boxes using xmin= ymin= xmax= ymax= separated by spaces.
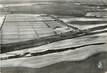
xmin=0 ymin=0 xmax=107 ymax=73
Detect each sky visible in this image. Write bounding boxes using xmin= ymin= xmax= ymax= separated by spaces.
xmin=0 ymin=0 xmax=107 ymax=4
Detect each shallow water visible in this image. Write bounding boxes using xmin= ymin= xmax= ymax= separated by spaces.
xmin=1 ymin=52 xmax=107 ymax=73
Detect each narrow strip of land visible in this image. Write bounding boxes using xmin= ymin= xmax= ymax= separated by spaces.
xmin=1 ymin=44 xmax=107 ymax=68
